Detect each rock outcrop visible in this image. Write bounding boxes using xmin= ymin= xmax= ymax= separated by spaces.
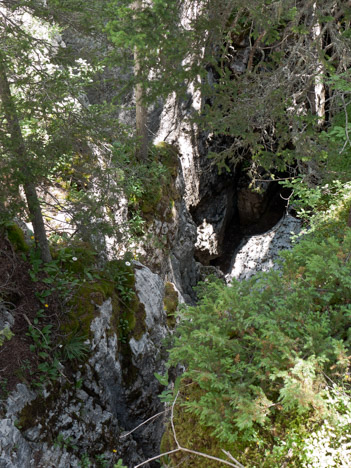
xmin=226 ymin=214 xmax=302 ymax=282
xmin=0 ymin=263 xmax=168 ymax=468
xmin=132 ymin=145 xmax=198 ymax=304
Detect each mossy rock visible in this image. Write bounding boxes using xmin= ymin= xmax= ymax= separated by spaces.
xmin=6 ymin=223 xmax=29 ymax=252
xmin=130 ymin=301 xmax=146 ymax=340
xmin=62 ymin=279 xmax=118 ymax=339
xmin=61 ymin=258 xmax=147 ymax=354
xmin=106 ymin=259 xmax=147 ymax=342
xmin=17 ymin=394 xmax=47 ymax=432
xmin=140 ymin=185 xmax=163 ymax=214
xmin=164 ymin=282 xmax=179 ymax=328
xmin=16 ymin=386 xmax=61 ymax=434
xmin=116 ymin=293 xmax=146 ymax=343
xmin=154 ymin=142 xmax=180 ymax=178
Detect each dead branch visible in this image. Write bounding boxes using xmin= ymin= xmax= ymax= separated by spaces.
xmin=132 ymin=391 xmax=245 ymax=468
xmin=247 ymin=30 xmax=266 ymax=72
xmin=120 ymin=408 xmax=170 ymax=439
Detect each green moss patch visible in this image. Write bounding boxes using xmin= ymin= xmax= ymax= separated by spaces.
xmin=164 ymin=282 xmax=178 ymax=328
xmin=6 ymin=223 xmax=29 ymax=252
xmin=130 ymin=301 xmax=146 ymax=340
xmin=61 ymin=279 xmax=118 ymax=339
xmin=104 ymin=259 xmax=144 ymax=342
xmin=61 ymin=259 xmax=146 ymax=349
xmin=17 ymin=394 xmax=46 ymax=432
xmin=16 ymin=388 xmax=61 ymax=435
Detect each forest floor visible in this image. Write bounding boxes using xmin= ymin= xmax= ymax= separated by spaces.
xmin=0 ymin=237 xmax=61 ymax=399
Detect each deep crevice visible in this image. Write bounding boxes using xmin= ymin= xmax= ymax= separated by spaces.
xmin=211 ymin=182 xmax=292 ymax=274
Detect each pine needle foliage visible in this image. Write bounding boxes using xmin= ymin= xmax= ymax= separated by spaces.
xmin=167 ymin=224 xmax=351 ymax=460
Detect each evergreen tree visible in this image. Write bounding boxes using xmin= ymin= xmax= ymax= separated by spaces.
xmin=132 ymin=0 xmax=149 ymax=161
xmin=0 ymin=2 xmax=129 ymax=254
xmin=106 ymin=0 xmax=351 ymax=178
xmin=0 ymin=51 xmax=52 ymax=261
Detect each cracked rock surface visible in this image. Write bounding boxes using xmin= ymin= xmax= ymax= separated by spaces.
xmin=0 ymin=263 xmax=168 ymax=468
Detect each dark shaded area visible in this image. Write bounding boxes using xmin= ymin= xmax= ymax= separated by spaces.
xmin=211 ymin=182 xmax=292 ymax=273
xmin=0 ymin=237 xmax=62 ymax=398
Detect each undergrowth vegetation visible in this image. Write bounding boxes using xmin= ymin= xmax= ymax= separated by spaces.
xmin=0 ymin=232 xmax=139 ymax=394
xmin=161 ymin=187 xmax=351 ymax=467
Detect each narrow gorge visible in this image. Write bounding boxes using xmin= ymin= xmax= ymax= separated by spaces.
xmin=1 ymin=1 xmax=350 ymax=467
xmin=0 ymin=78 xmax=301 ymax=466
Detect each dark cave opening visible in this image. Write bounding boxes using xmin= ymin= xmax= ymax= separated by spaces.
xmin=209 ymin=181 xmax=293 ymax=274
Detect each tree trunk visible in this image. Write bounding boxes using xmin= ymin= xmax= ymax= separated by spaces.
xmin=133 ymin=0 xmax=148 ymax=161
xmin=0 ymin=52 xmax=52 ymax=262
xmin=311 ymin=3 xmax=325 ymax=124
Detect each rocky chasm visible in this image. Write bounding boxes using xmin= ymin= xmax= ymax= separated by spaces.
xmin=0 ymin=158 xmax=300 ymax=468
xmin=0 ymin=8 xmax=301 ymax=464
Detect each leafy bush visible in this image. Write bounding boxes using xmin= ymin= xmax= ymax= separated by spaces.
xmin=282 ymin=178 xmax=351 ymax=233
xmin=165 ymin=227 xmax=351 ymax=465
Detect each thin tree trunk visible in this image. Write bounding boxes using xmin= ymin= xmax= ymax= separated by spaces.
xmin=311 ymin=2 xmax=325 ymax=124
xmin=0 ymin=52 xmax=52 ymax=262
xmin=133 ymin=0 xmax=148 ymax=161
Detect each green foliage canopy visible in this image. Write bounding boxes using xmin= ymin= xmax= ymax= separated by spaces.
xmin=106 ymin=0 xmax=351 ymax=177
xmin=166 ymin=215 xmax=351 ymax=464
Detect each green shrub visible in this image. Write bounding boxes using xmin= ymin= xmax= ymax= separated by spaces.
xmin=165 ymin=228 xmax=351 ymax=466
xmin=62 ymin=279 xmax=117 ymax=337
xmin=124 ymin=142 xmax=180 ymax=224
xmin=51 ymin=241 xmax=98 ymax=276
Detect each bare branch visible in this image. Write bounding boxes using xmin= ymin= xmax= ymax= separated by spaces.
xmin=134 ymin=448 xmax=182 ymax=468
xmin=131 ymin=391 xmax=243 ymax=468
xmin=222 ymin=450 xmax=245 ymax=468
xmin=247 ymin=30 xmax=266 ymax=72
xmin=120 ymin=408 xmax=170 ymax=439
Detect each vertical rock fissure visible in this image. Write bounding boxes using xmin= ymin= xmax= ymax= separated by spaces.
xmin=210 ymin=180 xmax=293 ymax=274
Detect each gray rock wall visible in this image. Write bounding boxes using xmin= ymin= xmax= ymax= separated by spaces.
xmin=226 ymin=214 xmax=301 ymax=282
xmin=0 ymin=263 xmax=169 ymax=468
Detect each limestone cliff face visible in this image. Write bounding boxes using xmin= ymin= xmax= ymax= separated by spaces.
xmin=129 ymin=146 xmax=198 ymax=304
xmin=226 ymin=214 xmax=301 ymax=283
xmin=0 ymin=263 xmax=168 ymax=468
xmin=154 ymin=91 xmax=238 ymax=266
